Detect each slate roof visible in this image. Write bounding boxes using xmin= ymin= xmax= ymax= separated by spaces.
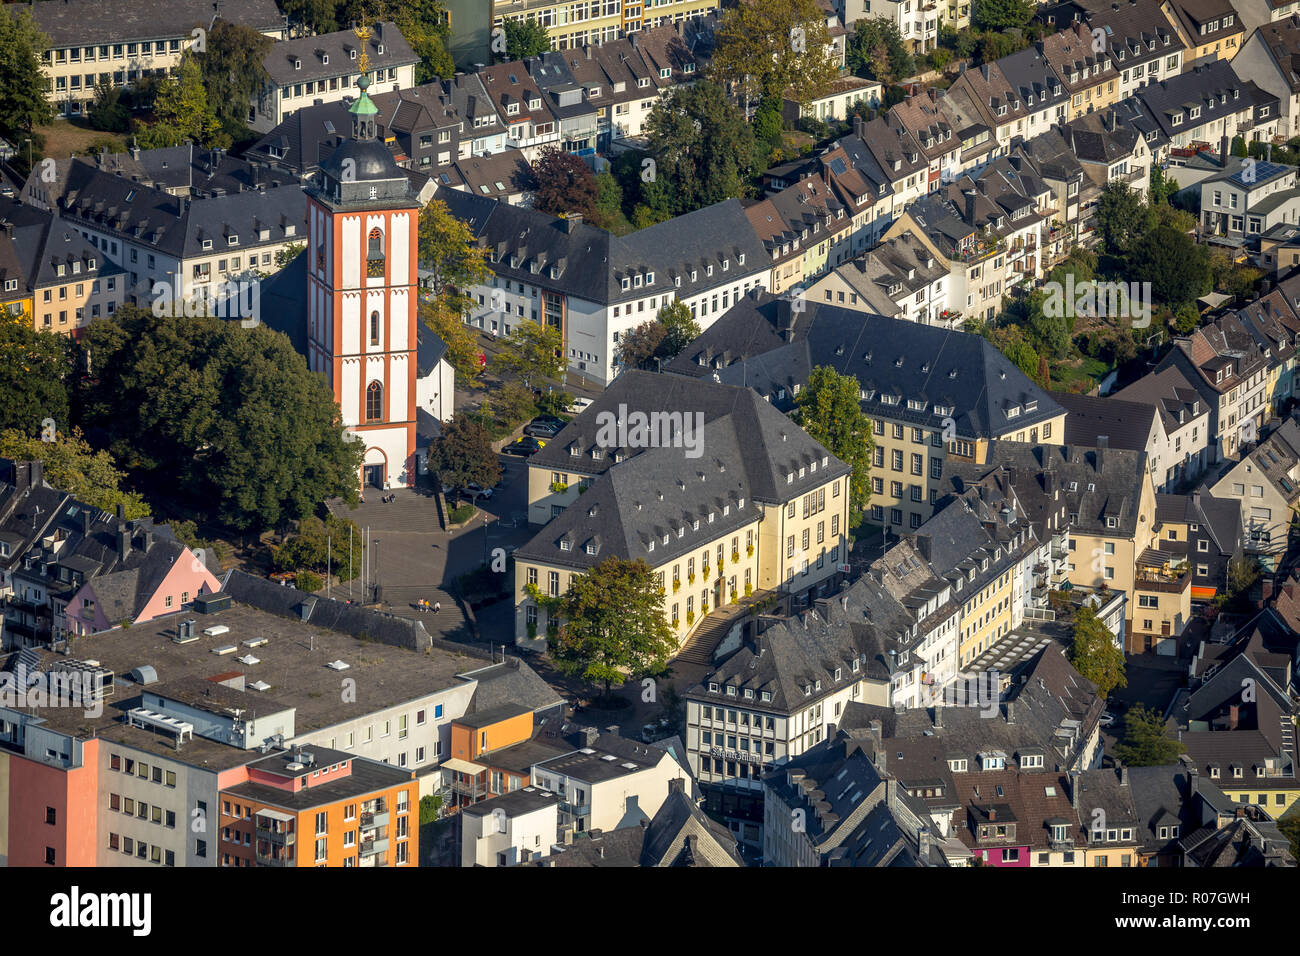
xmin=446 ymin=150 xmax=535 ymax=202
xmin=439 ymin=189 xmax=766 ymax=307
xmin=948 ymin=441 xmax=1147 ymax=538
xmin=666 ymin=294 xmax=1063 ymax=443
xmin=21 ymin=0 xmax=283 ymax=47
xmin=460 ymin=657 xmax=565 ymax=718
xmin=764 ymin=734 xmax=940 ymax=865
xmin=1131 ymin=61 xmax=1274 ymax=144
xmin=81 ymin=145 xmax=297 ymax=197
xmin=0 ymin=203 xmax=124 ymax=295
xmin=687 ymin=574 xmax=915 ymax=716
xmin=42 ymin=159 xmax=306 ymax=262
xmin=262 ymin=22 xmax=417 ymax=86
xmin=1111 ymin=363 xmax=1208 ymax=435
xmin=516 ymin=370 xmax=849 ymax=570
xmin=1052 ymin=390 xmax=1158 ymax=451
xmin=1127 ymin=764 xmax=1206 ymax=856
xmin=842 ymin=643 xmax=1103 ymax=777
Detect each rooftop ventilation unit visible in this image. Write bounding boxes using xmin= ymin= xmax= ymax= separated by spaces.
xmin=249 ymin=680 xmax=272 ymax=691
xmin=326 ymin=660 xmax=350 ymax=670
xmin=211 ymin=644 xmax=238 ymax=655
xmin=237 ymin=655 xmax=260 ymax=666
xmin=202 ymin=625 xmax=230 ymax=638
xmin=242 ymin=637 xmax=268 ymax=648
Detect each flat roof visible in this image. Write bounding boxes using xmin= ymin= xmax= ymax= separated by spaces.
xmin=2 ymin=599 xmax=489 ymax=770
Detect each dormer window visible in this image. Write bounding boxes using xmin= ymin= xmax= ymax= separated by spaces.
xmin=322 ymin=54 xmax=328 ymax=65
xmin=294 ymin=58 xmax=301 ymax=70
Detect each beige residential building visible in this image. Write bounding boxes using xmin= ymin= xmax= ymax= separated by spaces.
xmin=513 ymin=371 xmax=851 ymax=650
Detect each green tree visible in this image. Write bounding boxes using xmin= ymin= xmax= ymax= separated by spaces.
xmin=617 ymin=320 xmax=667 ymax=369
xmin=196 ymin=20 xmax=273 ymax=139
xmin=280 ymin=0 xmax=340 ymax=33
xmin=369 ymin=0 xmax=456 ymax=83
xmin=273 ymin=513 xmax=364 ymax=582
xmin=479 ymin=381 xmax=539 ymax=435
xmin=1095 ymin=181 xmax=1153 ymax=255
xmin=490 ymin=320 xmax=564 ymax=387
xmin=141 ymin=53 xmax=222 ymax=148
xmin=1149 ymin=165 xmax=1181 ymax=206
xmin=88 ymin=81 xmax=131 ymax=133
xmin=530 ymin=145 xmax=598 ymax=220
xmin=0 ymin=313 xmax=70 ymax=436
xmin=418 ymin=198 xmax=491 ymax=377
xmin=1227 ymin=554 xmax=1261 ymax=600
xmin=656 ymin=299 xmax=700 ymax=360
xmin=972 ymin=0 xmax=1034 ymax=30
xmin=549 ymin=556 xmax=677 ymax=701
xmin=75 ymin=307 xmax=361 ymax=532
xmin=711 ymin=0 xmax=838 ymax=106
xmin=644 ymin=81 xmax=756 ymax=215
xmin=0 ymin=9 xmax=56 ymax=144
xmin=794 ymin=365 xmax=874 ymax=525
xmin=426 ymin=414 xmax=501 ymax=492
xmin=503 ymin=17 xmax=552 ymax=60
xmin=0 ymin=427 xmax=149 ymax=519
xmin=846 ymin=17 xmax=914 ymax=85
xmin=1067 ymin=604 xmax=1127 ymax=698
xmin=1112 ymin=704 xmax=1186 ymax=767
xmin=1130 ymin=224 xmax=1212 ymax=307
xmin=591 ymin=171 xmax=625 ymax=231
xmin=275 ymin=242 xmax=306 ymax=269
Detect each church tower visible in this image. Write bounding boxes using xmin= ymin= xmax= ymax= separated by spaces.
xmin=305 ymin=21 xmax=421 ymax=491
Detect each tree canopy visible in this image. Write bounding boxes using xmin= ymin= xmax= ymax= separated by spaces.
xmin=644 ymin=81 xmax=756 ymax=216
xmin=196 ymin=20 xmax=274 ymax=140
xmin=0 ymin=9 xmax=56 ymax=143
xmin=1067 ymin=604 xmax=1127 ymax=699
xmin=426 ymin=414 xmax=501 ymax=492
xmin=548 ymin=556 xmax=677 ymax=700
xmin=711 ymin=0 xmax=838 ymax=106
xmin=1113 ymin=704 xmax=1186 ymax=767
xmin=846 ymin=17 xmax=914 ymax=86
xmin=0 ymin=427 xmax=149 ymax=519
xmin=418 ymin=198 xmax=491 ymax=377
xmin=138 ymin=52 xmax=223 ymax=148
xmin=490 ymin=320 xmax=564 ymax=387
xmin=794 ymin=365 xmax=874 ymax=525
xmin=0 ymin=312 xmax=71 ymax=437
xmin=75 ymin=306 xmax=361 ymax=531
xmin=530 ymin=145 xmax=599 ymax=220
xmin=503 ymin=17 xmax=552 ymax=61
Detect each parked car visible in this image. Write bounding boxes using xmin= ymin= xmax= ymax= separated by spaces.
xmin=524 ymin=419 xmax=563 ymax=438
xmin=504 ymin=436 xmax=547 ymax=456
xmin=461 ymin=482 xmax=494 ymax=500
xmin=1099 ymin=712 xmax=1115 ymax=727
xmin=567 ymin=397 xmax=593 ymax=414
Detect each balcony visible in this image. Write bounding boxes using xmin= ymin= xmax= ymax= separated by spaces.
xmin=359 ymin=834 xmax=389 ymax=858
xmin=254 ymin=848 xmax=291 ymax=867
xmin=255 ymin=824 xmax=296 ymax=846
xmin=1134 ymin=569 xmax=1191 ymax=594
xmin=360 ymin=809 xmax=389 ymax=830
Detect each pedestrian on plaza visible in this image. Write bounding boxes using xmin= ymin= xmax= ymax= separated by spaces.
xmin=433 ymin=601 xmax=441 ymax=613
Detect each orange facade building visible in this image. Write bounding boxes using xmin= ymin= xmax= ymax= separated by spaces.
xmin=218 ymin=745 xmax=417 ymax=867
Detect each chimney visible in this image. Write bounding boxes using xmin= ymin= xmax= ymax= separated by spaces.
xmin=1095 ymin=435 xmax=1106 ymax=472
xmin=1220 ymin=135 xmax=1230 ymax=167
xmin=115 ymin=504 xmax=125 ymax=521
xmin=987 ymin=807 xmax=997 ymax=821
xmin=1228 ymin=704 xmax=1239 ymax=730
xmin=1069 ymin=770 xmax=1080 ymax=810
xmin=963 ymin=188 xmax=977 ymax=225
xmin=853 ymin=115 xmax=863 ymax=139
xmin=563 ymin=213 xmax=583 ymax=233
xmin=142 ymin=528 xmax=153 ymax=553
xmin=918 ymin=826 xmax=932 ymax=860
xmin=1120 ymin=765 xmax=1128 ymax=787
xmin=1005 ymin=701 xmax=1015 ymax=723
xmin=581 ymin=726 xmax=599 ymax=748
xmin=933 ymin=706 xmax=942 ymax=730
xmin=753 ymin=634 xmax=764 ymax=657
xmin=116 ymin=526 xmax=130 ymax=561
xmin=81 ymin=509 xmax=91 ymax=536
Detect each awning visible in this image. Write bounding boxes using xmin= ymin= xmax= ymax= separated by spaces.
xmin=440 ymin=757 xmax=486 ymax=775
xmin=255 ymin=807 xmax=294 ymax=823
xmin=1191 ymin=586 xmax=1217 ymax=600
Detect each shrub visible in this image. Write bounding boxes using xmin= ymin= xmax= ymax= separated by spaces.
xmin=295 ymin=569 xmax=323 ymax=593
xmin=448 ymin=503 xmax=475 ymax=524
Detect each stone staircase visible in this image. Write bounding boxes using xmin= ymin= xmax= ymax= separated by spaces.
xmin=325 ymin=487 xmax=443 ymax=535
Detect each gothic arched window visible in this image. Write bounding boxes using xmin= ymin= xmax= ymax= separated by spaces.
xmin=367 ymin=226 xmax=384 ymax=278
xmin=366 ymin=380 xmax=383 ymax=421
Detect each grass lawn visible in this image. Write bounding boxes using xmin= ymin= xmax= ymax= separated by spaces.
xmin=35 ymin=117 xmax=129 ymax=158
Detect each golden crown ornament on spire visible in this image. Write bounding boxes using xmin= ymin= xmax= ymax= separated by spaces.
xmin=354 ymin=13 xmax=372 ymax=79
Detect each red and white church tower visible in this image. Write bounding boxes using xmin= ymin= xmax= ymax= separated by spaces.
xmin=305 ymin=54 xmax=421 ymax=492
